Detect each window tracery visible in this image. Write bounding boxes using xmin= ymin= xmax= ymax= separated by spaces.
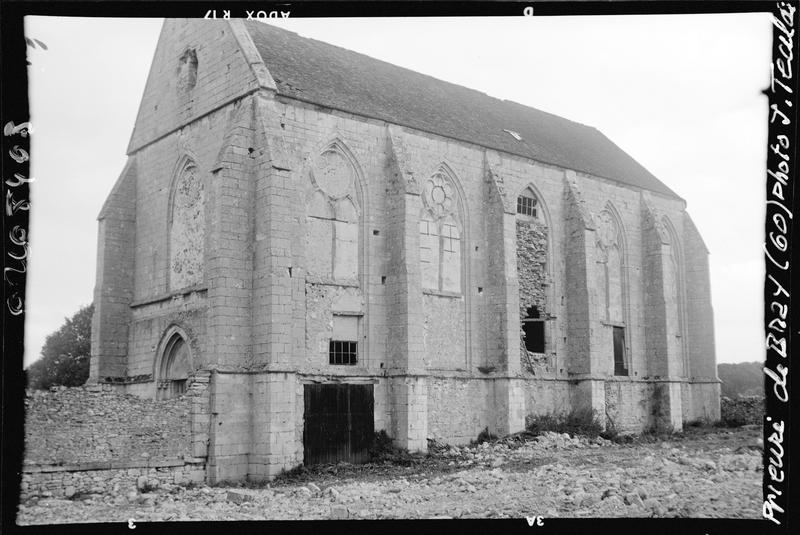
xmin=419 ymin=169 xmax=462 ymax=293
xmin=169 ymin=161 xmax=204 ymax=290
xmin=306 ymin=147 xmax=361 ymax=283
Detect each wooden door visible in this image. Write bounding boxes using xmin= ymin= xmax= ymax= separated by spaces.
xmin=303 ymin=383 xmax=374 ymax=465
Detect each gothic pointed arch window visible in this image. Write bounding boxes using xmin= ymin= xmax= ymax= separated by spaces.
xmin=516 ymin=187 xmax=550 ymax=359
xmin=595 ymin=208 xmax=629 ymax=375
xmin=157 ymin=331 xmax=191 ymax=400
xmin=305 ymin=145 xmax=362 ymax=284
xmin=661 ymin=217 xmax=687 ymax=376
xmin=169 ymin=160 xmax=205 ymax=291
xmin=419 ymin=168 xmax=463 ymax=293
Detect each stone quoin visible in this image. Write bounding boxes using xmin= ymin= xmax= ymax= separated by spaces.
xmin=90 ymin=19 xmax=720 ymax=482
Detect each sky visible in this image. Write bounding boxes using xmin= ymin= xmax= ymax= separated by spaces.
xmin=23 ymin=14 xmax=771 ymax=368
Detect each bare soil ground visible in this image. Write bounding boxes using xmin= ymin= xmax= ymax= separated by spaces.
xmin=16 ymin=425 xmax=763 ymax=524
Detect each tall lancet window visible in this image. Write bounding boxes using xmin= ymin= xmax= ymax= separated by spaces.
xmin=419 ymin=169 xmax=463 ymax=293
xmin=662 ymin=218 xmax=686 ymax=376
xmin=595 ymin=209 xmax=628 ymax=375
xmin=169 ymin=161 xmax=205 ymax=291
xmin=516 ymin=187 xmax=549 ymax=360
xmin=305 ymin=147 xmax=361 ymax=283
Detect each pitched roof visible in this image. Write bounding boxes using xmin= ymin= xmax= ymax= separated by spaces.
xmin=244 ymin=21 xmax=680 ymax=199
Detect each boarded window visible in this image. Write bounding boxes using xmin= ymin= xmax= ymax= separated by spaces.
xmin=613 ymin=326 xmax=628 ymax=376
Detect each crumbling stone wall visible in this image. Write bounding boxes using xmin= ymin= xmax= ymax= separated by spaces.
xmin=23 ymin=385 xmax=192 ymax=464
xmin=516 ymin=220 xmax=549 ymax=373
xmin=19 ymin=460 xmax=205 ymax=502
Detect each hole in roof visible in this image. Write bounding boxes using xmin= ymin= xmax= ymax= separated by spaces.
xmin=503 ymin=129 xmax=523 ymax=141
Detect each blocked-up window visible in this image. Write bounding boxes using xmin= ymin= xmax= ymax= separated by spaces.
xmin=522 ymin=306 xmax=545 ymax=353
xmin=419 ymin=169 xmax=463 ymax=293
xmin=158 ymin=334 xmax=190 ymax=400
xmin=169 ymin=162 xmax=205 ymax=290
xmin=178 ymin=49 xmax=198 ymax=92
xmin=419 ymin=217 xmax=439 ymax=289
xmin=613 ymin=326 xmax=628 ymax=376
xmin=306 ymin=148 xmax=361 ymax=283
xmin=440 ymin=216 xmax=461 ymax=292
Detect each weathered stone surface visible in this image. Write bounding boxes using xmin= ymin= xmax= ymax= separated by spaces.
xmin=226 ymin=490 xmax=257 ymax=504
xmin=330 ymin=505 xmax=349 ymax=519
xmin=24 ymin=387 xmax=191 ymax=465
xmin=82 ymin=19 xmax=717 ymax=483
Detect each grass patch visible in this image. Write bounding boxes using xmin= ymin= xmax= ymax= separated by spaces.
xmin=471 ymin=427 xmax=498 ymax=445
xmin=368 ymin=430 xmax=421 ymax=465
xmin=526 ymin=408 xmax=604 ymax=439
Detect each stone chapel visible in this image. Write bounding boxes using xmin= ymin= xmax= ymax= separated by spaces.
xmin=91 ymin=19 xmax=720 ymax=481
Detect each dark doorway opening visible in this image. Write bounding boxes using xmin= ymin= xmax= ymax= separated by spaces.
xmin=522 ymin=306 xmax=545 ymax=353
xmin=303 ymin=383 xmax=374 ymax=465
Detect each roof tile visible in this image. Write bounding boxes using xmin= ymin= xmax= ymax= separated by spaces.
xmin=245 ymin=21 xmax=679 ymax=198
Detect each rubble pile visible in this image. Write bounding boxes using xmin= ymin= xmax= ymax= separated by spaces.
xmin=18 ymin=427 xmax=762 ymax=523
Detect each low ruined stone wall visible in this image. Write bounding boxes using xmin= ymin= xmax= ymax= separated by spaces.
xmin=21 ymin=385 xmax=205 ymax=502
xmin=24 ymin=384 xmax=192 ymax=464
xmin=19 ymin=458 xmax=206 ymax=502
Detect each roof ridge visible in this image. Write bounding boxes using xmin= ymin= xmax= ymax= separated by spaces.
xmin=243 ymin=19 xmax=681 ymax=199
xmin=246 ymin=21 xmax=495 ymax=97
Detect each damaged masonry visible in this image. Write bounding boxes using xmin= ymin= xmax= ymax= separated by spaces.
xmin=88 ymin=19 xmax=720 ymax=483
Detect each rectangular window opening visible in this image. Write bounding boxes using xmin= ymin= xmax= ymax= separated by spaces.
xmin=329 ymin=340 xmax=358 ymax=365
xmin=613 ymin=326 xmax=628 ymax=376
xmin=522 ymin=321 xmax=545 ymax=353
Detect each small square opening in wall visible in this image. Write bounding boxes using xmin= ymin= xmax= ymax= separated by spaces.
xmin=373 ymin=229 xmax=380 ymax=236
xmin=329 ymin=340 xmax=358 ymax=365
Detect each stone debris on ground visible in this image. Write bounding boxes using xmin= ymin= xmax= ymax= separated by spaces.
xmin=17 ymin=426 xmax=762 ymax=523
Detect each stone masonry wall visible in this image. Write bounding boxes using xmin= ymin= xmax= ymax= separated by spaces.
xmin=20 ymin=460 xmax=206 ymax=502
xmin=427 ymin=377 xmax=492 ymax=444
xmin=522 ymin=378 xmax=571 ymax=418
xmin=24 ymin=385 xmax=192 ymax=464
xmin=604 ymin=380 xmax=655 ymax=433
